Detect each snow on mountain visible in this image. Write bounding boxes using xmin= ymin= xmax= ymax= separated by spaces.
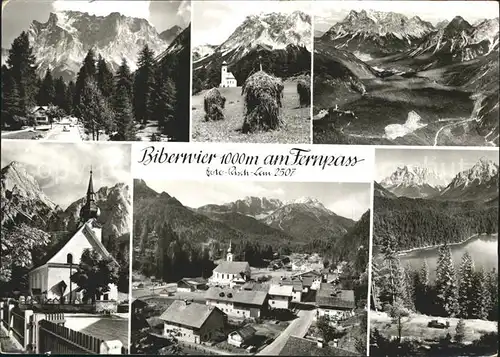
xmin=444 ymin=158 xmax=498 ymax=189
xmin=215 ymin=11 xmax=311 ymax=60
xmin=26 ymin=11 xmax=170 ymax=80
xmin=472 ymin=18 xmax=499 ymax=53
xmin=380 ymin=165 xmax=448 ymax=198
xmin=192 ymin=44 xmax=217 ymax=61
xmin=288 ymin=196 xmax=327 ymax=210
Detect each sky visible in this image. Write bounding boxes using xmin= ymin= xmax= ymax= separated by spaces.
xmin=144 ymin=180 xmax=370 ymax=221
xmin=1 ymin=0 xmax=190 ymax=47
xmin=192 ymin=0 xmax=311 ymax=47
xmin=375 ymin=149 xmax=499 ymax=183
xmin=314 ymin=1 xmax=500 ymax=33
xmin=1 ymin=141 xmax=131 ymax=208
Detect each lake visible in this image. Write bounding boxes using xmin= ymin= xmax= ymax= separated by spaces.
xmin=397 ymin=234 xmax=498 ymax=281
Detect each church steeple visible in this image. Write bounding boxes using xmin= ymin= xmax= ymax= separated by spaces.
xmin=79 ymin=167 xmax=100 ymax=223
xmin=226 ymin=240 xmax=233 ymax=262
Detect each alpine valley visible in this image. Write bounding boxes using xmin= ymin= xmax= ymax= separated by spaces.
xmin=0 ymin=161 xmax=131 ymax=291
xmin=132 ymin=179 xmax=369 ymax=282
xmin=314 ymin=9 xmax=499 ymax=147
xmin=374 ymin=157 xmax=499 ymax=251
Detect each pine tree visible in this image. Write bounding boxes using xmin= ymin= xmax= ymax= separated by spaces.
xmin=152 ymin=68 xmax=176 ymax=136
xmin=66 ymin=81 xmax=76 ymax=114
xmin=471 ymin=268 xmax=488 ymax=320
xmin=53 ymin=76 xmax=67 ymax=113
xmin=378 ymin=234 xmax=405 ymax=306
xmin=74 ymin=49 xmax=97 ymax=115
xmin=113 ymin=86 xmax=136 ymax=141
xmin=455 ymin=319 xmax=466 ymax=343
xmin=133 ymin=45 xmax=156 ymax=124
xmin=485 ymin=268 xmax=498 ymax=321
xmin=115 ymin=58 xmax=133 ymax=100
xmin=435 ymin=244 xmax=458 ymax=317
xmin=403 ymin=264 xmax=415 ymax=311
xmin=39 ymin=69 xmax=55 ymax=105
xmin=96 ymin=55 xmax=114 ymax=99
xmin=6 ymin=31 xmax=38 ymax=114
xmin=1 ymin=67 xmax=23 ymax=124
xmin=78 ymin=78 xmax=114 ymax=140
xmin=458 ymin=252 xmax=475 ymax=318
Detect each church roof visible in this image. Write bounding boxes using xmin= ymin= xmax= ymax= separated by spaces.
xmin=30 ymin=218 xmax=117 ymax=271
xmin=225 ymin=72 xmax=236 ymax=79
xmin=213 ymin=261 xmax=250 ymax=274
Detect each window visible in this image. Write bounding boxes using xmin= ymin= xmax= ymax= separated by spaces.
xmin=103 ymin=293 xmax=109 ymax=300
xmin=67 ymin=254 xmax=73 ymax=264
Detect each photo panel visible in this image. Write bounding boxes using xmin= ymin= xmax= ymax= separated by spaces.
xmin=312 ymin=1 xmax=499 ymax=147
xmin=370 ymin=147 xmax=498 ymax=355
xmin=191 ymin=0 xmax=313 ymax=144
xmin=130 ymin=179 xmax=371 ymax=355
xmin=1 ymin=0 xmax=191 ymax=143
xmin=0 ymin=141 xmax=132 ymax=354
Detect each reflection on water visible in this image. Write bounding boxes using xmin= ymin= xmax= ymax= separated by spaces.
xmin=399 ymin=235 xmax=498 ymax=281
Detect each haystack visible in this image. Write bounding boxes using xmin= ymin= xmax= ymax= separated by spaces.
xmin=297 ymin=77 xmax=311 ymax=107
xmin=241 ymin=70 xmax=284 ymax=133
xmin=204 ymin=88 xmax=226 ymax=121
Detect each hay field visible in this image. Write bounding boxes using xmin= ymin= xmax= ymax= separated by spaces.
xmin=192 ymin=80 xmax=311 ymax=143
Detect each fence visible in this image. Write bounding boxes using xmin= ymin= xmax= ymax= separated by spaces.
xmin=1 ymin=301 xmax=9 ymax=329
xmin=11 ymin=307 xmax=25 ymax=346
xmin=38 ymin=320 xmax=102 ymax=354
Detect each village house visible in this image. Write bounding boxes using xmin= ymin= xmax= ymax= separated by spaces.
xmin=160 ymin=300 xmax=226 ymax=344
xmin=315 ymin=283 xmax=355 ymax=321
xmin=31 ymin=106 xmax=50 ymax=125
xmin=268 ymin=284 xmax=293 ymax=309
xmin=219 ymin=61 xmax=237 ymax=88
xmin=177 ymin=277 xmax=208 ymax=292
xmin=281 ymin=279 xmax=303 ymax=302
xmin=292 ymin=270 xmax=324 ymax=291
xmin=205 ymin=287 xmax=267 ymax=319
xmin=227 ymin=325 xmax=257 ymax=347
xmin=27 ymin=169 xmax=119 ymax=304
xmin=209 ymin=242 xmax=251 ymax=287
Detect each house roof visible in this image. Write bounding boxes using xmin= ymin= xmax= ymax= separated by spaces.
xmin=159 ymin=300 xmax=221 ymax=329
xmin=178 ymin=277 xmax=207 ymax=286
xmin=30 ymin=218 xmax=117 ymax=271
xmin=230 ymin=325 xmax=256 ymax=340
xmin=281 ymin=279 xmax=303 ymax=291
xmin=226 ymin=72 xmax=236 ymax=79
xmin=213 ymin=261 xmax=250 ymax=275
xmin=269 ymin=284 xmax=293 ymax=297
xmin=293 ymin=270 xmax=322 ymax=277
xmin=279 ymin=336 xmax=358 ymax=356
xmin=316 ymin=284 xmax=355 ymax=309
xmin=205 ymin=287 xmax=267 ymax=307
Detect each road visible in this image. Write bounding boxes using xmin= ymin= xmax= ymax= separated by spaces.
xmin=433 ymin=118 xmax=473 ymax=146
xmin=43 ymin=124 xmax=82 ymax=141
xmin=257 ymin=309 xmax=315 ymax=356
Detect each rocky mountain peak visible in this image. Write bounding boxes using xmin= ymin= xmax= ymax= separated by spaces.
xmin=381 ymin=165 xmax=447 ymax=188
xmin=290 ymin=196 xmax=326 ymax=209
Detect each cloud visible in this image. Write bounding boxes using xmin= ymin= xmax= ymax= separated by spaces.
xmin=1 ymin=142 xmax=131 ymax=208
xmin=326 ymin=192 xmax=370 ymax=221
xmin=52 ymin=0 xmax=151 ymax=20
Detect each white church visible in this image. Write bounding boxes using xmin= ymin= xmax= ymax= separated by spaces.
xmin=219 ymin=61 xmax=237 ymax=88
xmin=28 ymin=169 xmax=119 ymax=303
xmin=209 ymin=241 xmax=250 ymax=287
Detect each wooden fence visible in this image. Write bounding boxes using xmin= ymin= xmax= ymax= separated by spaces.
xmin=10 ymin=307 xmax=25 ymax=346
xmin=1 ymin=302 xmax=9 ymax=329
xmin=38 ymin=319 xmax=102 ymax=355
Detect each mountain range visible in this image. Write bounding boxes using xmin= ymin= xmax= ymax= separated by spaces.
xmin=2 ymin=11 xmax=186 ymax=81
xmin=1 ymin=161 xmax=131 ymax=263
xmin=193 ymin=11 xmax=312 ymax=91
xmin=133 ymin=179 xmax=361 ymax=261
xmin=378 ymin=159 xmax=499 ymax=201
xmin=314 ymin=10 xmax=499 ymax=146
xmin=374 ymin=158 xmax=499 ymax=251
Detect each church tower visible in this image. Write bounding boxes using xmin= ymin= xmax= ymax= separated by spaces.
xmin=79 ymin=168 xmax=101 ymax=223
xmin=221 ymin=61 xmax=228 ymax=87
xmin=226 ymin=240 xmax=233 ymax=262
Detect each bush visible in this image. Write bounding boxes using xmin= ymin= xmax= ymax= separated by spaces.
xmin=455 ymin=319 xmax=465 ymax=343
xmin=296 ymin=77 xmax=311 ymax=108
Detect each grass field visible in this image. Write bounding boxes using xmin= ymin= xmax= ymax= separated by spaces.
xmin=192 ymin=80 xmax=311 ymax=144
xmin=370 ymin=311 xmax=497 ymax=343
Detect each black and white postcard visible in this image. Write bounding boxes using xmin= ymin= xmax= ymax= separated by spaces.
xmin=191 ymin=1 xmax=313 ymax=144
xmin=0 ymin=141 xmax=131 ymax=354
xmin=313 ymin=1 xmax=499 ymax=146
xmin=1 ymin=0 xmax=191 ymax=142
xmin=371 ymin=148 xmax=498 ymax=356
xmin=131 ymin=180 xmax=370 ymax=355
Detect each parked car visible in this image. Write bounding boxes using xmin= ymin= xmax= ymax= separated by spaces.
xmin=427 ymin=320 xmax=447 ymax=329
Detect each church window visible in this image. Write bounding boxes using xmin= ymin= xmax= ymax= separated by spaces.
xmin=67 ymin=254 xmax=73 ymax=264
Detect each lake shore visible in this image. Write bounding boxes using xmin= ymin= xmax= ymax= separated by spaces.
xmin=396 ymin=233 xmax=498 ymax=257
